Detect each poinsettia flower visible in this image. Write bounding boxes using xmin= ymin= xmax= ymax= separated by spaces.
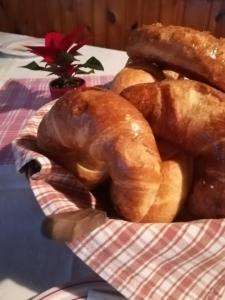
xmin=60 ymin=27 xmax=91 ymax=52
xmin=23 ymin=27 xmax=104 ymax=84
xmin=26 ymin=27 xmax=91 ymax=64
xmin=66 ymin=27 xmax=91 ymax=54
xmin=26 ymin=46 xmax=59 ymax=64
xmin=45 ymin=32 xmax=65 ymax=49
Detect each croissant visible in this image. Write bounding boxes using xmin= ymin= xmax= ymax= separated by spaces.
xmin=143 ymin=139 xmax=193 ymax=222
xmin=37 ymin=87 xmax=161 ymax=222
xmin=127 ymin=23 xmax=225 ymax=92
xmin=37 ymin=87 xmax=192 ymax=222
xmin=121 ymin=79 xmax=225 ymax=218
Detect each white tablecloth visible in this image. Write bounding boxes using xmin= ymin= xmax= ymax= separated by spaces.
xmin=0 ymin=32 xmax=128 ymax=87
xmin=0 ymin=31 xmax=128 ymax=300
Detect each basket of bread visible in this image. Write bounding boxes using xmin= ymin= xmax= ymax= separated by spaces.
xmin=13 ymin=24 xmax=225 ymax=300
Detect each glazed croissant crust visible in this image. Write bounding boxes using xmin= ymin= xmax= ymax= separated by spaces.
xmin=121 ymin=79 xmax=225 ymax=219
xmin=37 ymin=87 xmax=192 ymax=222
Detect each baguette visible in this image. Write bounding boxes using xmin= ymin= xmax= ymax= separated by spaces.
xmin=127 ymin=23 xmax=225 ymax=92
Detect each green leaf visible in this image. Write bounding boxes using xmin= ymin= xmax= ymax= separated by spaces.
xmin=81 ymin=56 xmax=104 ymax=71
xmin=56 ymin=52 xmax=74 ymax=66
xmin=69 ymin=49 xmax=82 ymax=57
xmin=76 ymin=69 xmax=95 ymax=75
xmin=45 ymin=64 xmax=61 ymax=74
xmin=21 ymin=61 xmax=47 ymax=71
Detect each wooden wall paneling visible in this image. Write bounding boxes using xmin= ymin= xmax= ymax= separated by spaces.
xmin=141 ymin=0 xmax=161 ymax=25
xmin=1 ymin=0 xmax=20 ymax=33
xmin=182 ymin=0 xmax=212 ymax=31
xmin=160 ymin=0 xmax=185 ymax=26
xmin=32 ymin=0 xmax=48 ymax=36
xmin=46 ymin=0 xmax=62 ymax=33
xmin=18 ymin=0 xmax=37 ymax=36
xmin=105 ymin=0 xmax=126 ymax=49
xmin=1 ymin=0 xmax=225 ymax=48
xmin=73 ymin=0 xmax=93 ymax=30
xmin=31 ymin=0 xmax=62 ymax=37
xmin=124 ymin=0 xmax=143 ymax=49
xmin=213 ymin=0 xmax=225 ymax=37
xmin=72 ymin=0 xmax=94 ymax=45
xmin=207 ymin=0 xmax=222 ymax=35
xmin=59 ymin=0 xmax=78 ymax=33
xmin=0 ymin=0 xmax=39 ymax=36
xmin=92 ymin=0 xmax=107 ymax=47
xmin=0 ymin=0 xmax=9 ymax=32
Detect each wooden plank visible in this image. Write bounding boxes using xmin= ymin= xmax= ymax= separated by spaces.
xmin=30 ymin=0 xmax=62 ymax=36
xmin=182 ymin=0 xmax=212 ymax=31
xmin=18 ymin=0 xmax=36 ymax=36
xmin=72 ymin=0 xmax=94 ymax=45
xmin=208 ymin=0 xmax=222 ymax=34
xmin=124 ymin=0 xmax=142 ymax=48
xmin=0 ymin=0 xmax=10 ymax=32
xmin=0 ymin=0 xmax=20 ymax=33
xmin=92 ymin=0 xmax=107 ymax=47
xmin=1 ymin=0 xmax=225 ymax=48
xmin=141 ymin=0 xmax=161 ymax=25
xmin=47 ymin=0 xmax=62 ymax=32
xmin=24 ymin=0 xmax=61 ymax=36
xmin=214 ymin=1 xmax=225 ymax=37
xmin=210 ymin=0 xmax=225 ymax=37
xmin=30 ymin=0 xmax=45 ymax=36
xmin=105 ymin=0 xmax=126 ymax=49
xmin=73 ymin=0 xmax=93 ymax=29
xmin=160 ymin=0 xmax=185 ymax=25
xmin=59 ymin=0 xmax=78 ymax=33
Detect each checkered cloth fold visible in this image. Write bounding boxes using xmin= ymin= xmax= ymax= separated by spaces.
xmin=12 ymin=78 xmax=225 ymax=300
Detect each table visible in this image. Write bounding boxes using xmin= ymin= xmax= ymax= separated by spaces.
xmin=0 ymin=31 xmax=128 ymax=300
xmin=2 ymin=31 xmax=225 ymax=300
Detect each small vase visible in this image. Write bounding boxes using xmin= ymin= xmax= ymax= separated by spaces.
xmin=49 ymin=77 xmax=86 ymax=99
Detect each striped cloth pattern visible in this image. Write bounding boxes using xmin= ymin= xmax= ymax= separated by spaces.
xmin=0 ymin=76 xmax=112 ymax=165
xmin=11 ymin=78 xmax=225 ymax=300
xmin=33 ymin=280 xmax=124 ymax=300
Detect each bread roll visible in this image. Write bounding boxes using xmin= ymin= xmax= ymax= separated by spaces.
xmin=121 ymin=80 xmax=225 ymax=218
xmin=111 ymin=66 xmax=156 ymax=94
xmin=111 ymin=62 xmax=164 ymax=94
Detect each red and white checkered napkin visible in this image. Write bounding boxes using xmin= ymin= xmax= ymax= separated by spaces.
xmin=0 ymin=76 xmax=113 ymax=165
xmin=13 ymin=96 xmax=225 ymax=300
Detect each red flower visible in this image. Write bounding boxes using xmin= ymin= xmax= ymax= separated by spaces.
xmin=27 ymin=27 xmax=90 ymax=64
xmin=23 ymin=27 xmax=104 ymax=81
